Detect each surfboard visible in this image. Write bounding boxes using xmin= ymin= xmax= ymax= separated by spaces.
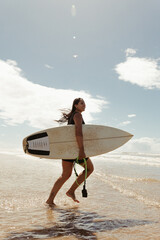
xmin=22 ymin=125 xmax=133 ymax=159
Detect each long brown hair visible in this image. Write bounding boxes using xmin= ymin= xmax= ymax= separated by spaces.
xmin=56 ymin=98 xmax=82 ymax=123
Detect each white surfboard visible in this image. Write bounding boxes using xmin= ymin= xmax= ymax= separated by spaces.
xmin=22 ymin=125 xmax=133 ymax=159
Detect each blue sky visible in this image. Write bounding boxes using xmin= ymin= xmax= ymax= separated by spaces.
xmin=0 ymin=0 xmax=160 ymax=153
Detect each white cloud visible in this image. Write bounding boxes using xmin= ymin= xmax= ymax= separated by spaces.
xmin=119 ymin=121 xmax=131 ymax=126
xmin=120 ymin=137 xmax=160 ymax=154
xmin=1 ymin=124 xmax=7 ymax=127
xmin=119 ymin=113 xmax=136 ymax=127
xmin=125 ymin=48 xmax=137 ymax=57
xmin=45 ymin=64 xmax=54 ymax=69
xmin=115 ymin=49 xmax=160 ymax=89
xmin=0 ymin=59 xmax=108 ymax=129
xmin=128 ymin=114 xmax=136 ymax=118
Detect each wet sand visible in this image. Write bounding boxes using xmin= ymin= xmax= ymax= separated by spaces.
xmin=0 ymin=152 xmax=160 ymax=240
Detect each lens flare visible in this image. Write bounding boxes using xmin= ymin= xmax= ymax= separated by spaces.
xmin=71 ymin=5 xmax=76 ymax=17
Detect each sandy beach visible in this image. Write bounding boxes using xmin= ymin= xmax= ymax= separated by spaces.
xmin=0 ymin=151 xmax=160 ymax=240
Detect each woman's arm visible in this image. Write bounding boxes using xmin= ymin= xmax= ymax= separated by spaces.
xmin=73 ymin=112 xmax=86 ymax=160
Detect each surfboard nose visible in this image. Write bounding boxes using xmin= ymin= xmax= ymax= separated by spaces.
xmin=129 ymin=134 xmax=134 ymax=138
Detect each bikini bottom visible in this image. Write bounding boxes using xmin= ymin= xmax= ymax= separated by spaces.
xmin=62 ymin=158 xmax=89 ymax=164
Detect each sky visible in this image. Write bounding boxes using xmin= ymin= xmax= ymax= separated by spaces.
xmin=0 ymin=0 xmax=160 ymax=154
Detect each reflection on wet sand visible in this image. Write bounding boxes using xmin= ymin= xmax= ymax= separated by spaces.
xmin=5 ymin=207 xmax=152 ymax=240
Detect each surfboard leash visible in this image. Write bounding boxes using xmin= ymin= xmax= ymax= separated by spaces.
xmin=74 ymin=158 xmax=88 ymax=198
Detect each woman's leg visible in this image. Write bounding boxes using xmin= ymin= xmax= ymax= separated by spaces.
xmin=46 ymin=160 xmax=73 ymax=205
xmin=66 ymin=158 xmax=94 ymax=202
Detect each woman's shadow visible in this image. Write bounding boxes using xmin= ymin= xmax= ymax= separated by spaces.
xmin=5 ymin=206 xmax=153 ymax=240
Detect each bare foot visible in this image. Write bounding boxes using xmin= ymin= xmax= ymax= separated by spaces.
xmin=66 ymin=191 xmax=80 ymax=203
xmin=46 ymin=200 xmax=56 ymax=207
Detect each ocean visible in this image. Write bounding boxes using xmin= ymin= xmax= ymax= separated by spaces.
xmin=0 ymin=151 xmax=160 ymax=240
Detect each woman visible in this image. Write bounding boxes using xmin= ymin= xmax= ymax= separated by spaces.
xmin=46 ymin=98 xmax=94 ymax=205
